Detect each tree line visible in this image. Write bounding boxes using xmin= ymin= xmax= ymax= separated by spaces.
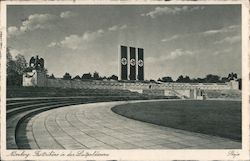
xmin=157 ymin=73 xmax=240 ymax=83
xmin=49 ymin=72 xmax=118 ymax=81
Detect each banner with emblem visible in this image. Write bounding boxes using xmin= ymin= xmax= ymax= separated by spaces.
xmin=129 ymin=47 xmax=136 ymax=80
xmin=138 ymin=48 xmax=144 ymax=81
xmin=120 ymin=45 xmax=128 ymax=80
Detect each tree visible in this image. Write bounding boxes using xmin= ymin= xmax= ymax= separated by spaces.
xmin=73 ymin=75 xmax=81 ymax=80
xmin=63 ymin=72 xmax=71 ymax=80
xmin=81 ymin=73 xmax=92 ymax=79
xmin=159 ymin=76 xmax=173 ymax=82
xmin=150 ymin=79 xmax=156 ymax=83
xmin=49 ymin=74 xmax=56 ymax=79
xmin=109 ymin=75 xmax=118 ymax=80
xmin=93 ymin=71 xmax=100 ymax=80
xmin=14 ymin=54 xmax=27 ymax=74
xmin=176 ymin=75 xmax=184 ymax=82
xmin=205 ymin=74 xmax=220 ymax=83
xmin=195 ymin=78 xmax=205 ymax=83
xmin=44 ymin=68 xmax=49 ymax=78
xmin=183 ymin=76 xmax=191 ymax=83
xmin=176 ymin=75 xmax=192 ymax=83
xmin=221 ymin=77 xmax=229 ymax=83
xmin=7 ymin=48 xmax=28 ymax=86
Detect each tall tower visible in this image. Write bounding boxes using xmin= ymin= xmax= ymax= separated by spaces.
xmin=137 ymin=48 xmax=144 ymax=81
xmin=129 ymin=47 xmax=136 ymax=80
xmin=120 ymin=45 xmax=128 ymax=80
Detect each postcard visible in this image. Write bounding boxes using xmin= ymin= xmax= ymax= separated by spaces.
xmin=0 ymin=0 xmax=249 ymax=160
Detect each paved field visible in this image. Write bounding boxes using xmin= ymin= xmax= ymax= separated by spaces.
xmin=21 ymin=101 xmax=241 ymax=149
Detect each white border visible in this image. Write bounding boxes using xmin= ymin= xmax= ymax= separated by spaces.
xmin=1 ymin=0 xmax=249 ymax=160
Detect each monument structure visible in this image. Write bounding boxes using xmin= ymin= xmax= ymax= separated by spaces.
xmin=119 ymin=45 xmax=144 ymax=81
xmin=23 ymin=55 xmax=46 ymax=87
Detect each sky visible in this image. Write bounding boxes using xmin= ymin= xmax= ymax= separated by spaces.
xmin=7 ymin=5 xmax=241 ymax=80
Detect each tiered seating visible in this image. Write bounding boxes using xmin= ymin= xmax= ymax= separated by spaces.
xmin=205 ymin=89 xmax=241 ymax=99
xmin=7 ymin=86 xmax=142 ymax=98
xmin=7 ymin=98 xmax=84 ymax=149
xmin=7 ymin=86 xmax=178 ymax=149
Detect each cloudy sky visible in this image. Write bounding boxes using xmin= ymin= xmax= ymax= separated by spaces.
xmin=7 ymin=5 xmax=241 ymax=80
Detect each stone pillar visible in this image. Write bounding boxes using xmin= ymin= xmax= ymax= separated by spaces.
xmin=229 ymin=80 xmax=239 ymax=90
xmin=194 ymin=88 xmax=197 ymax=99
xmin=23 ymin=69 xmax=46 ymax=87
xmin=189 ymin=89 xmax=194 ymax=99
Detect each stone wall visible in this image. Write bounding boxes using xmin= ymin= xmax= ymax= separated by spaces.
xmin=36 ymin=70 xmax=47 ymax=87
xmin=142 ymin=89 xmax=165 ymax=96
xmin=23 ymin=73 xmax=239 ymax=99
xmin=45 ymin=78 xmax=236 ymax=91
xmin=175 ymin=89 xmax=191 ymax=98
xmin=46 ymin=79 xmax=125 ymax=89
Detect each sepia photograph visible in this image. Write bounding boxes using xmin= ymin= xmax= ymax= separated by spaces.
xmin=1 ymin=0 xmax=249 ymax=160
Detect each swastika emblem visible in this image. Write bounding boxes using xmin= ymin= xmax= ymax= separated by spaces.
xmin=138 ymin=59 xmax=144 ymax=67
xmin=121 ymin=58 xmax=127 ymax=65
xmin=130 ymin=59 xmax=136 ymax=66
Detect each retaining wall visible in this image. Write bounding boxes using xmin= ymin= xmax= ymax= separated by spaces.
xmin=45 ymin=78 xmax=235 ymax=91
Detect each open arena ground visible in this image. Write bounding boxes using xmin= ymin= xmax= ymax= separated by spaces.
xmin=112 ymin=100 xmax=241 ymax=141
